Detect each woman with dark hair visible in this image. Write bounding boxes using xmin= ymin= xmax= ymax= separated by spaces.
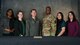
xmin=67 ymin=11 xmax=79 ymax=37
xmin=26 ymin=9 xmax=40 ymax=36
xmin=3 ymin=9 xmax=15 ymax=36
xmin=56 ymin=12 xmax=66 ymax=36
xmin=14 ymin=10 xmax=26 ymax=36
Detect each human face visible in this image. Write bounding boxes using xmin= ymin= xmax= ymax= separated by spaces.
xmin=57 ymin=13 xmax=62 ymax=20
xmin=31 ymin=10 xmax=37 ymax=17
xmin=69 ymin=13 xmax=73 ymax=20
xmin=18 ymin=12 xmax=23 ymax=19
xmin=7 ymin=10 xmax=12 ymax=17
xmin=46 ymin=8 xmax=51 ymax=15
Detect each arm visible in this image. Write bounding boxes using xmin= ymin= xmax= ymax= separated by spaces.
xmin=9 ymin=19 xmax=15 ymax=32
xmin=74 ymin=21 xmax=79 ymax=36
xmin=51 ymin=16 xmax=56 ymax=36
xmin=26 ymin=20 xmax=30 ymax=36
xmin=57 ymin=27 xmax=65 ymax=36
xmin=39 ymin=20 xmax=43 ymax=36
xmin=57 ymin=21 xmax=66 ymax=36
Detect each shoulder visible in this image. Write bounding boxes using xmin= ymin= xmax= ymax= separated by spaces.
xmin=49 ymin=14 xmax=55 ymax=18
xmin=62 ymin=20 xmax=65 ymax=23
xmin=50 ymin=15 xmax=56 ymax=20
xmin=61 ymin=20 xmax=66 ymax=25
xmin=14 ymin=18 xmax=19 ymax=23
xmin=74 ymin=20 xmax=78 ymax=23
xmin=36 ymin=18 xmax=40 ymax=21
xmin=26 ymin=19 xmax=30 ymax=24
xmin=74 ymin=21 xmax=79 ymax=24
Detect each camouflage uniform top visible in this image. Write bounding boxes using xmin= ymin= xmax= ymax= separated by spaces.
xmin=42 ymin=14 xmax=56 ymax=36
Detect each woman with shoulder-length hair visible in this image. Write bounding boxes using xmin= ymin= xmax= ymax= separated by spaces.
xmin=14 ymin=10 xmax=26 ymax=36
xmin=56 ymin=12 xmax=66 ymax=36
xmin=67 ymin=11 xmax=79 ymax=37
xmin=3 ymin=9 xmax=15 ymax=36
xmin=26 ymin=9 xmax=41 ymax=36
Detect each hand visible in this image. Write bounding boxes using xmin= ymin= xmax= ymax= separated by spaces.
xmin=19 ymin=34 xmax=23 ymax=37
xmin=57 ymin=34 xmax=61 ymax=37
xmin=4 ymin=29 xmax=11 ymax=32
xmin=4 ymin=29 xmax=14 ymax=32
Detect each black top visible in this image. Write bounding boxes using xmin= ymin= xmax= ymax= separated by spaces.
xmin=14 ymin=19 xmax=26 ymax=36
xmin=56 ymin=20 xmax=66 ymax=36
xmin=2 ymin=17 xmax=15 ymax=36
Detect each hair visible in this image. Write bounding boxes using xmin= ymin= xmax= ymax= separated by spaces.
xmin=16 ymin=10 xmax=24 ymax=19
xmin=30 ymin=9 xmax=37 ymax=17
xmin=6 ymin=9 xmax=14 ymax=18
xmin=68 ymin=11 xmax=77 ymax=22
xmin=56 ymin=12 xmax=64 ymax=31
xmin=30 ymin=9 xmax=37 ymax=13
xmin=46 ymin=6 xmax=51 ymax=14
xmin=57 ymin=12 xmax=64 ymax=21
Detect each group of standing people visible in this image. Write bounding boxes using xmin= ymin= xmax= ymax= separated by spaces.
xmin=2 ymin=6 xmax=80 ymax=37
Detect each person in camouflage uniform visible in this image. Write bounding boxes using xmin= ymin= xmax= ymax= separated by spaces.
xmin=42 ymin=6 xmax=56 ymax=36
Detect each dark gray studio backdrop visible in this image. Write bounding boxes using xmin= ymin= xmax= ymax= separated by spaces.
xmin=0 ymin=0 xmax=80 ymax=36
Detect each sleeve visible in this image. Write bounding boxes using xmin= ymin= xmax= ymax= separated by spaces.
xmin=25 ymin=20 xmax=30 ymax=36
xmin=14 ymin=20 xmax=20 ymax=36
xmin=74 ymin=21 xmax=79 ymax=36
xmin=9 ymin=19 xmax=14 ymax=30
xmin=0 ymin=18 xmax=4 ymax=36
xmin=61 ymin=21 xmax=66 ymax=28
xmin=51 ymin=16 xmax=56 ymax=34
xmin=39 ymin=20 xmax=43 ymax=36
